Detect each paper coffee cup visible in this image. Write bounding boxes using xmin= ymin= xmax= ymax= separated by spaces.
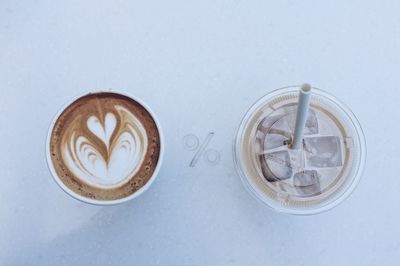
xmin=46 ymin=90 xmax=164 ymax=205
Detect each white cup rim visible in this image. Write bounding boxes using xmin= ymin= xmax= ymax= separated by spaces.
xmin=45 ymin=89 xmax=164 ymax=206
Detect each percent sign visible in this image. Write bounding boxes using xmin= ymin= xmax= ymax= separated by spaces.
xmin=183 ymin=132 xmax=221 ymax=167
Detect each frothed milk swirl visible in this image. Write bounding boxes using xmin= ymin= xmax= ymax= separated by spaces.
xmin=61 ymin=105 xmax=148 ymax=188
xmin=49 ymin=92 xmax=161 ymax=201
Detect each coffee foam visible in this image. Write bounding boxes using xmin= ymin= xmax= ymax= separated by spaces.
xmin=49 ymin=92 xmax=161 ymax=201
xmin=61 ymin=105 xmax=148 ymax=188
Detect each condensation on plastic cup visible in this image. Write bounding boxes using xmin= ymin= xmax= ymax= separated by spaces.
xmin=45 ymin=89 xmax=164 ymax=206
xmin=233 ymin=85 xmax=366 ymax=215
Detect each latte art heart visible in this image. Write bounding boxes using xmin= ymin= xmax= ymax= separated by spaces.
xmin=87 ymin=112 xmax=117 ymax=150
xmin=61 ymin=105 xmax=148 ymax=188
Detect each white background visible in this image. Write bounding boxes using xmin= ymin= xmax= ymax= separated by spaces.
xmin=0 ymin=1 xmax=398 ymax=265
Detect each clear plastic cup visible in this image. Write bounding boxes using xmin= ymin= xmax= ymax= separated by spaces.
xmin=234 ymin=86 xmax=366 ymax=215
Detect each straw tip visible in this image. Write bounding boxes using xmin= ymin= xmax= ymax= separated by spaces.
xmin=301 ymin=83 xmax=312 ymax=93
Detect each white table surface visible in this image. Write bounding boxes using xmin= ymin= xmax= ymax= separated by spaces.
xmin=0 ymin=1 xmax=398 ymax=265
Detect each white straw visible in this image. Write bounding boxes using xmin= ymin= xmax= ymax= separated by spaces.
xmin=291 ymin=83 xmax=312 ymax=149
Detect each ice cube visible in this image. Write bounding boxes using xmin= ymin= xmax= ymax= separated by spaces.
xmin=256 ymin=115 xmax=291 ymax=150
xmin=257 ymin=115 xmax=291 ymax=136
xmin=293 ymin=170 xmax=321 ymax=196
xmin=259 ymin=151 xmax=292 ymax=182
xmin=304 ymin=136 xmax=343 ymax=168
xmin=263 ymin=133 xmax=288 ymax=150
xmin=286 ymin=109 xmax=318 ymax=135
xmin=304 ymin=109 xmax=319 ymax=135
